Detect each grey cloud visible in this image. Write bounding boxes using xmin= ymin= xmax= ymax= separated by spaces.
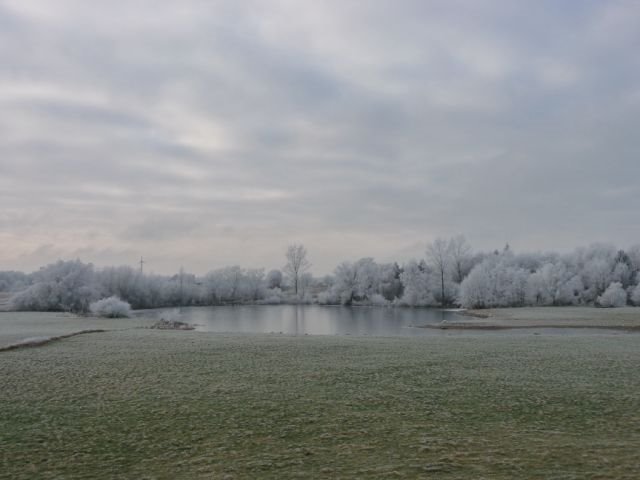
xmin=1 ymin=0 xmax=639 ymax=274
xmin=121 ymin=215 xmax=203 ymax=241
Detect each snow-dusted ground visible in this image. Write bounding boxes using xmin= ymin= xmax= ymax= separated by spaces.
xmin=2 ymin=327 xmax=639 ymax=478
xmin=460 ymin=306 xmax=640 ymax=329
xmin=0 ymin=312 xmax=154 ymax=349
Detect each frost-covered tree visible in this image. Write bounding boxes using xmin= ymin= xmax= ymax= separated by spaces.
xmin=160 ymin=271 xmax=201 ymax=307
xmin=245 ymin=269 xmax=266 ymax=301
xmin=378 ymin=262 xmax=403 ymax=301
xmin=399 ymin=260 xmax=432 ymax=306
xmin=449 ymin=235 xmax=473 ymax=283
xmin=432 ymin=278 xmax=459 ymax=306
xmin=525 ymin=262 xmax=580 ymax=306
xmin=203 ymin=266 xmax=270 ymax=304
xmin=631 ymin=283 xmax=640 ymax=306
xmin=626 ymin=245 xmax=640 ymax=278
xmin=98 ymin=266 xmax=152 ymax=308
xmin=580 ymin=259 xmax=613 ymax=303
xmin=96 ymin=266 xmax=203 ymax=309
xmin=597 ymin=282 xmax=627 ymax=308
xmin=11 ymin=260 xmax=98 ymax=313
xmin=316 ymin=275 xmax=338 ymax=304
xmin=284 ymin=244 xmax=311 ymax=296
xmin=329 ymin=258 xmax=399 ymax=305
xmin=611 ymin=260 xmax=632 ymax=288
xmin=9 ymin=241 xmax=640 ymax=312
xmin=298 ymin=272 xmax=314 ymax=301
xmin=459 ymin=254 xmax=528 ymax=308
xmin=458 ymin=263 xmax=492 ymax=309
xmin=266 ymin=269 xmax=283 ymax=289
xmin=0 ymin=271 xmax=30 ymax=292
xmin=565 ymin=243 xmax=618 ymax=303
xmin=205 ymin=266 xmax=241 ymax=303
xmin=353 ymin=258 xmax=380 ymax=300
xmin=332 ymin=261 xmax=359 ymax=305
xmin=426 ymin=238 xmax=452 ymax=306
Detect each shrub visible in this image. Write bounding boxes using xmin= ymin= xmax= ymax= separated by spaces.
xmin=597 ymin=282 xmax=627 ymax=308
xmin=317 ymin=290 xmax=340 ymax=305
xmin=258 ymin=288 xmax=284 ymax=305
xmin=90 ymin=296 xmax=132 ymax=318
xmin=369 ymin=293 xmax=390 ymax=306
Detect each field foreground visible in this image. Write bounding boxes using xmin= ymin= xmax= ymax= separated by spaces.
xmin=0 ymin=312 xmax=156 ymax=349
xmin=2 ymin=319 xmax=640 ymax=479
xmin=455 ymin=306 xmax=640 ymax=330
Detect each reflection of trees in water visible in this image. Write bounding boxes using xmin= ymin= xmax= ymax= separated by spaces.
xmin=171 ymin=305 xmax=458 ymax=336
xmin=343 ymin=307 xmax=403 ymax=335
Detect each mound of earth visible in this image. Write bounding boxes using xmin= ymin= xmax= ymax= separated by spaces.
xmin=150 ymin=318 xmax=195 ymax=330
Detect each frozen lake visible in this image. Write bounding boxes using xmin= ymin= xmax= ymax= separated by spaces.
xmin=138 ymin=305 xmax=463 ymax=336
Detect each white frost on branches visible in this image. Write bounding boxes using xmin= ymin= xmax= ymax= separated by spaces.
xmin=90 ymin=296 xmax=132 ymax=318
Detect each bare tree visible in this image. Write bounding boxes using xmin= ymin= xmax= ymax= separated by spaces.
xmin=284 ymin=244 xmax=311 ymax=296
xmin=426 ymin=237 xmax=451 ymax=307
xmin=449 ymin=235 xmax=472 ymax=283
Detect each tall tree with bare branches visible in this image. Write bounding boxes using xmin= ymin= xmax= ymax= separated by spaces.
xmin=449 ymin=235 xmax=472 ymax=283
xmin=284 ymin=244 xmax=311 ymax=296
xmin=426 ymin=237 xmax=451 ymax=307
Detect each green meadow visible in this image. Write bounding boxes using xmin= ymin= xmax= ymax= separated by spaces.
xmin=2 ymin=314 xmax=639 ymax=479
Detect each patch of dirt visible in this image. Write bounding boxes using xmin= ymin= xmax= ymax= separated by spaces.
xmin=457 ymin=310 xmax=491 ymax=319
xmin=150 ymin=319 xmax=195 ymax=330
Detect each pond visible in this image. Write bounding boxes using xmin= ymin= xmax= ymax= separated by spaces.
xmin=138 ymin=305 xmax=464 ymax=337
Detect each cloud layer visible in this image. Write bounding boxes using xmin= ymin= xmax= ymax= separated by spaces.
xmin=1 ymin=0 xmax=639 ymax=274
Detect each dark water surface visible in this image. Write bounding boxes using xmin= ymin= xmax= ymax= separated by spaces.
xmin=139 ymin=305 xmax=464 ymax=336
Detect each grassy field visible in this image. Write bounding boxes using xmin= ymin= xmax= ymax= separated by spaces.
xmin=458 ymin=306 xmax=640 ymax=330
xmin=1 ymin=316 xmax=640 ymax=479
xmin=0 ymin=312 xmax=156 ymax=349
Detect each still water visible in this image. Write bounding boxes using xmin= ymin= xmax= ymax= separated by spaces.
xmin=140 ymin=305 xmax=463 ymax=336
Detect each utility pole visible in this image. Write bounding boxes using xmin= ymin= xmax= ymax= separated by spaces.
xmin=139 ymin=256 xmax=145 ymax=274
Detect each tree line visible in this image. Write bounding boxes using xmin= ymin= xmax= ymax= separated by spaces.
xmin=2 ymin=238 xmax=640 ymax=313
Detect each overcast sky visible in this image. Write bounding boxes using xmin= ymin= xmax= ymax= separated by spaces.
xmin=1 ymin=0 xmax=639 ymax=275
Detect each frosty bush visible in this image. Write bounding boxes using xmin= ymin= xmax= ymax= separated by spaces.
xmin=90 ymin=296 xmax=132 ymax=318
xmin=317 ymin=290 xmax=340 ymax=305
xmin=369 ymin=293 xmax=390 ymax=306
xmin=258 ymin=288 xmax=284 ymax=305
xmin=597 ymin=282 xmax=627 ymax=308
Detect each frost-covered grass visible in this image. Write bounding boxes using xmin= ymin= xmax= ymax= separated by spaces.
xmin=461 ymin=306 xmax=640 ymax=329
xmin=0 ymin=312 xmax=153 ymax=348
xmin=1 ymin=325 xmax=640 ymax=479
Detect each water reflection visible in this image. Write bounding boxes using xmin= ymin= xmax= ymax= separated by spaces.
xmin=142 ymin=305 xmax=463 ymax=337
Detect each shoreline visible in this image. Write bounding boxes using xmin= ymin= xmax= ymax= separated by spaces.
xmin=420 ymin=323 xmax=640 ymax=332
xmin=441 ymin=306 xmax=640 ymax=331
